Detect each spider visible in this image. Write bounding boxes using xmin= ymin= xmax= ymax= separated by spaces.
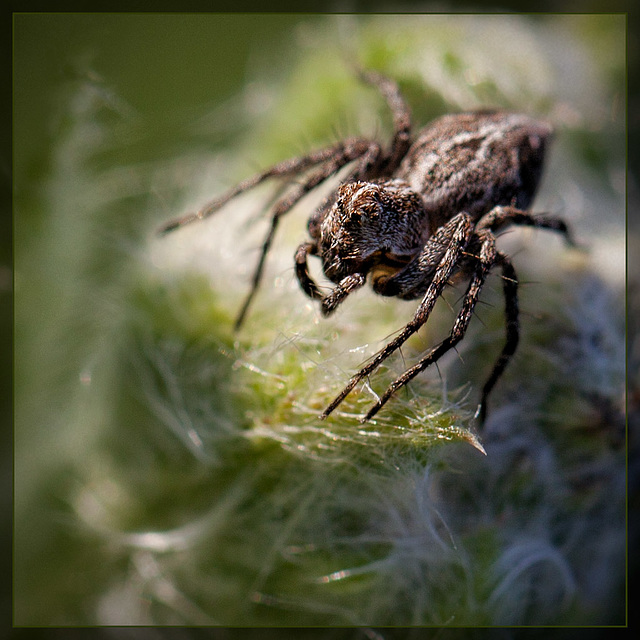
xmin=159 ymin=70 xmax=574 ymax=423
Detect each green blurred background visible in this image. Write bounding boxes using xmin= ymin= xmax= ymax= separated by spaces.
xmin=14 ymin=14 xmax=311 ymax=625
xmin=12 ymin=12 xmax=628 ymax=630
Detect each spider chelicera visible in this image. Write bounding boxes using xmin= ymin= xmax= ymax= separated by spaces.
xmin=159 ymin=70 xmax=573 ymax=423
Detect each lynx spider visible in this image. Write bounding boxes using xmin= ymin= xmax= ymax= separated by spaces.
xmin=159 ymin=70 xmax=573 ymax=423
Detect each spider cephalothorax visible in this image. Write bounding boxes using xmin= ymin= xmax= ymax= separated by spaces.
xmin=159 ymin=70 xmax=573 ymax=423
xmin=316 ymin=179 xmax=428 ymax=290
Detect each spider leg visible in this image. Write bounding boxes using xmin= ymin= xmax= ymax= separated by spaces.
xmin=476 ymin=205 xmax=575 ymax=245
xmin=321 ymin=273 xmax=367 ymax=316
xmin=319 ymin=212 xmax=474 ymax=420
xmin=372 ymin=211 xmax=475 ymax=301
xmin=471 ymin=204 xmax=577 ymax=419
xmin=295 ymin=241 xmax=323 ymax=300
xmin=362 ymin=230 xmax=498 ymax=422
xmin=476 ymin=252 xmax=519 ymax=422
xmin=158 ymin=138 xmax=377 ymax=234
xmin=358 ymin=70 xmax=412 ymax=172
xmin=234 ymin=140 xmax=384 ymax=329
xmin=295 ymin=242 xmax=367 ymax=316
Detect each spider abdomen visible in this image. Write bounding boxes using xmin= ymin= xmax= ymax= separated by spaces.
xmin=398 ymin=112 xmax=553 ymax=232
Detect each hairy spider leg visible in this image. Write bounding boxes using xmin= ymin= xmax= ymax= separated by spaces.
xmin=321 ymin=273 xmax=368 ymax=315
xmin=295 ymin=241 xmax=322 ymax=300
xmin=362 ymin=230 xmax=498 ymax=422
xmin=295 ymin=240 xmax=370 ymax=316
xmin=159 ymin=71 xmax=411 ymax=237
xmin=157 ymin=138 xmax=376 ymax=234
xmin=357 ymin=70 xmax=412 ymax=171
xmin=471 ymin=205 xmax=576 ymax=420
xmin=319 ymin=212 xmax=474 ymax=420
xmin=233 ymin=140 xmax=385 ymax=329
xmin=476 ymin=254 xmax=519 ymax=422
xmin=476 ymin=205 xmax=576 ymax=246
xmin=364 ymin=207 xmax=576 ymax=422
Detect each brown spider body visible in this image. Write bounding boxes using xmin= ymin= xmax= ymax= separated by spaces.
xmin=160 ymin=71 xmax=573 ymax=423
xmin=397 ymin=112 xmax=552 ymax=231
xmin=310 ymin=112 xmax=553 ymax=302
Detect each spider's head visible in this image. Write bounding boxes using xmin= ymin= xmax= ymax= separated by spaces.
xmin=319 ymin=180 xmax=427 ymax=284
